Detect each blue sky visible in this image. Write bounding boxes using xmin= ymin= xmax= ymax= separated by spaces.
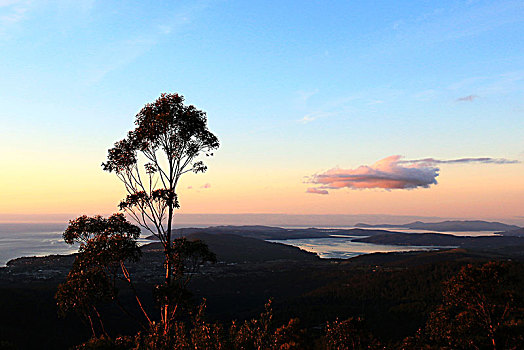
xmin=1 ymin=0 xmax=523 ymax=221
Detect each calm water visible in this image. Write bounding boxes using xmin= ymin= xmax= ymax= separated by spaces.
xmin=0 ymin=224 xmax=499 ymax=266
xmin=0 ymin=224 xmax=151 ymax=266
xmin=0 ymin=229 xmax=77 ymax=267
xmin=269 ymin=226 xmax=497 ymax=259
xmin=269 ymin=236 xmax=447 ymax=259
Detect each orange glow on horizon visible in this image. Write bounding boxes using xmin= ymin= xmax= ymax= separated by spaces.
xmin=1 ymin=155 xmax=523 ymax=222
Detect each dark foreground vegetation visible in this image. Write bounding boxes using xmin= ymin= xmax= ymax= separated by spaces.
xmin=3 ymin=94 xmax=521 ymax=349
xmin=1 ymin=230 xmax=523 ymax=349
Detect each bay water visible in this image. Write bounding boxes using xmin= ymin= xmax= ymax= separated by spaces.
xmin=0 ymin=223 xmax=497 ymax=266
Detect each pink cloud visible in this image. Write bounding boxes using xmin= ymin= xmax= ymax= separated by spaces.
xmin=306 ymin=187 xmax=329 ymax=195
xmin=309 ymin=155 xmax=439 ymax=193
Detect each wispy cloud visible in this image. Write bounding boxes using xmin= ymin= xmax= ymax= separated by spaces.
xmin=0 ymin=0 xmax=31 ymax=37
xmin=84 ymin=35 xmax=158 ymax=85
xmin=1 ymin=1 xmax=98 ymax=39
xmin=398 ymin=1 xmax=523 ymax=45
xmin=299 ymin=115 xmax=317 ymax=124
xmin=402 ymin=157 xmax=519 ymax=165
xmin=295 ymin=89 xmax=319 ymax=106
xmin=447 ymin=71 xmax=524 ymax=98
xmin=83 ymin=2 xmax=211 ymax=84
xmin=298 ymin=111 xmax=334 ymax=124
xmin=187 ymin=183 xmax=211 ymax=191
xmin=456 ymin=94 xmax=478 ymax=102
xmin=306 ymin=187 xmax=328 ymax=195
xmin=307 ymin=154 xmax=519 ymax=194
xmin=392 ymin=20 xmax=404 ymax=30
xmin=413 ymin=89 xmax=438 ymax=101
xmin=0 ymin=0 xmax=23 ymax=5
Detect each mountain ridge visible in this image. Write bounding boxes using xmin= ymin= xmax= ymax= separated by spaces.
xmin=355 ymin=220 xmax=520 ymax=232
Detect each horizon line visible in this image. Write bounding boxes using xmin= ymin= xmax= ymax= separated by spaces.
xmin=0 ymin=213 xmax=522 ymax=226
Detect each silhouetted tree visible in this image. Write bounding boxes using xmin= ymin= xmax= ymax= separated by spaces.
xmin=56 ymin=216 xmax=216 ymax=343
xmin=56 ymin=214 xmax=149 ymax=337
xmin=153 ymin=237 xmax=216 ymax=330
xmin=102 ymin=93 xmax=219 ymax=331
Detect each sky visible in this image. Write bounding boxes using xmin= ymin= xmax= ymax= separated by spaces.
xmin=0 ymin=0 xmax=523 ymax=224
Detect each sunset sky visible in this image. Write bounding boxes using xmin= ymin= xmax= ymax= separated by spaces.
xmin=1 ymin=1 xmax=523 ymax=224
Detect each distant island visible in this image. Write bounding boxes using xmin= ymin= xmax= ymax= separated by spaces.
xmin=353 ymin=232 xmax=524 ymax=251
xmin=355 ymin=220 xmax=521 ymax=232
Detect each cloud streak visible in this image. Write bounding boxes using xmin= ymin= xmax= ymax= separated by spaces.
xmin=456 ymin=94 xmax=478 ymax=102
xmin=306 ymin=187 xmax=329 ymax=195
xmin=401 ymin=157 xmax=520 ymax=165
xmin=307 ymin=155 xmax=519 ymax=194
xmin=0 ymin=0 xmax=31 ymax=37
xmin=298 ymin=111 xmax=335 ymax=124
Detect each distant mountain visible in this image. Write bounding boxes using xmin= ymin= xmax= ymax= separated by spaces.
xmin=353 ymin=232 xmax=524 ymax=250
xmin=147 ymin=225 xmax=401 ymax=240
xmin=355 ymin=220 xmax=520 ymax=232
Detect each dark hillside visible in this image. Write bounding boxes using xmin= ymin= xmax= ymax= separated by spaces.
xmin=499 ymin=227 xmax=524 ymax=237
xmin=151 ymin=225 xmax=403 ymax=240
xmin=1 ymin=231 xmax=523 ymax=349
xmin=186 ymin=232 xmax=319 ymax=262
xmin=354 ymin=232 xmax=524 ymax=250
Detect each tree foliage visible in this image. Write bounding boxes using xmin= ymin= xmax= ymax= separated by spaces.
xmin=56 ymin=214 xmax=149 ymax=337
xmin=101 ymin=93 xmax=219 ymax=245
xmin=230 ymin=299 xmax=304 ymax=350
xmin=425 ymin=261 xmax=524 ymax=350
xmin=324 ymin=317 xmax=382 ymax=350
xmin=102 ymin=93 xmax=219 ymax=329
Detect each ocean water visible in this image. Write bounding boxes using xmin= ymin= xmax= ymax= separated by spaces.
xmin=0 ymin=223 xmax=155 ymax=266
xmin=0 ymin=225 xmax=76 ymax=266
xmin=0 ymin=224 xmax=498 ymax=266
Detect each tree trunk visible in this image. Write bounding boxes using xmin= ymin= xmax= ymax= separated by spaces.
xmin=162 ymin=199 xmax=174 ymax=332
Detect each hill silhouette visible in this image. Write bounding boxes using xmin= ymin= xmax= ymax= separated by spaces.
xmin=355 ymin=220 xmax=520 ymax=231
xmin=148 ymin=225 xmax=402 ymax=240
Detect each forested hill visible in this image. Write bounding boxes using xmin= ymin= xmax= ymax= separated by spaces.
xmin=144 ymin=232 xmax=320 ymax=263
xmin=148 ymin=225 xmax=401 ymax=240
xmin=354 ymin=232 xmax=524 ymax=251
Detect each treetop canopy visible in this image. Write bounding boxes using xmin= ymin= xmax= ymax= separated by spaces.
xmin=102 ymin=93 xmax=219 ymax=174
